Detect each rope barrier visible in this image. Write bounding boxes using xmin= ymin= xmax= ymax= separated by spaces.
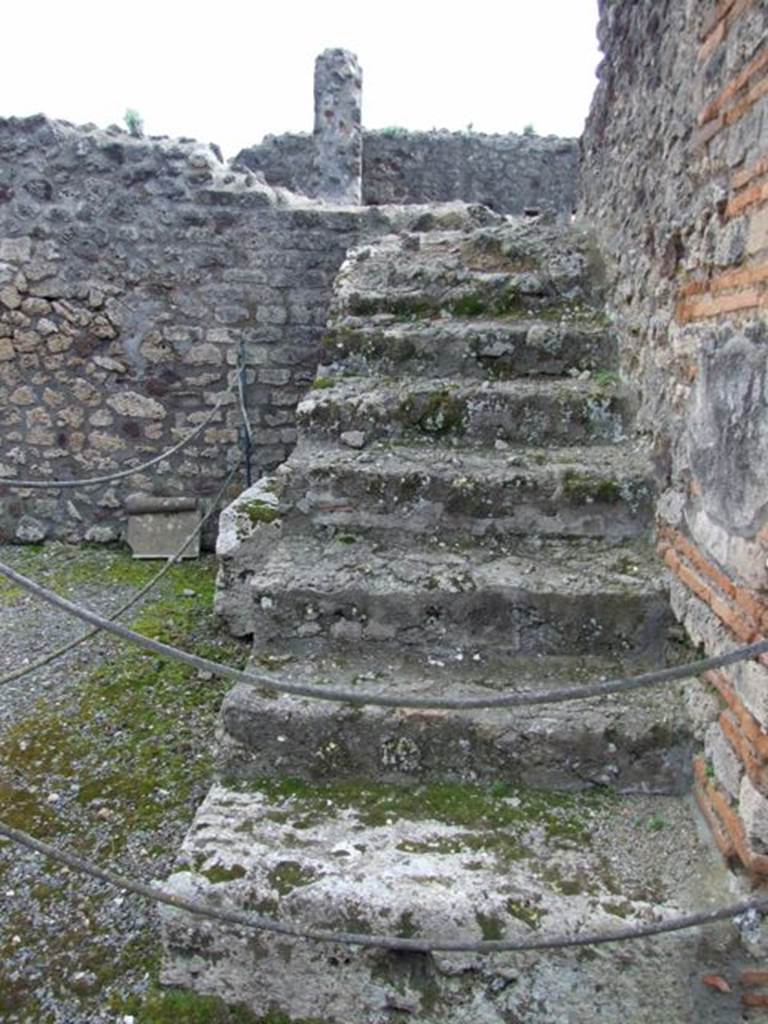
xmin=0 ymin=377 xmax=238 ymax=490
xmin=0 ymin=462 xmax=242 ymax=690
xmin=0 ymin=818 xmax=761 ymax=952
xmin=237 ymin=339 xmax=253 ymax=488
xmin=0 ymin=558 xmax=765 ymax=710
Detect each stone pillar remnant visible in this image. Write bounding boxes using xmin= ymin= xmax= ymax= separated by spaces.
xmin=313 ymin=48 xmax=362 ymax=205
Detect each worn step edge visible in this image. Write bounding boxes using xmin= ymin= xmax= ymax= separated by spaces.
xmin=281 ymin=439 xmax=654 ymax=541
xmin=297 ymin=376 xmax=627 ymax=447
xmin=217 ymin=643 xmax=692 ymax=792
xmin=320 ymin=316 xmax=616 ymax=380
xmin=160 ymin=781 xmax=741 ymax=1024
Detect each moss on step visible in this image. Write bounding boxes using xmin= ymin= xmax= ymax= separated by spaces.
xmin=399 ymin=388 xmax=466 ymax=436
xmin=233 ymin=777 xmax=611 ymax=854
xmin=475 ymin=910 xmax=505 ymax=940
xmin=203 ymin=863 xmax=248 ymax=884
xmin=267 ymin=860 xmax=318 ymax=896
xmin=243 ymin=500 xmax=281 ymax=526
xmin=562 ymin=471 xmax=623 ymax=504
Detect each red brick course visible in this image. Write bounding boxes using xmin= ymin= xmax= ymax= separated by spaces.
xmin=694 ymin=758 xmax=768 ymax=876
xmin=699 ymin=0 xmax=758 ymax=62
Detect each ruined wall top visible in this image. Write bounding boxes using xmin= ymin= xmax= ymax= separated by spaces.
xmin=235 ymin=51 xmax=579 ymax=214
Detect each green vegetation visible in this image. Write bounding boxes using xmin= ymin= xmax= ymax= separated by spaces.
xmin=475 ymin=911 xmax=504 ymax=940
xmin=118 ymin=987 xmax=327 ymax=1023
xmin=124 ymin=108 xmax=144 ymax=138
xmin=202 ymin=863 xmax=247 ymax=884
xmin=377 ymin=126 xmax=409 ymax=138
xmin=562 ymin=471 xmax=622 ymax=505
xmin=267 ymin=860 xmax=317 ymax=896
xmin=400 ymin=388 xmax=466 ymax=436
xmin=233 ymin=776 xmax=611 ymax=855
xmin=310 ymin=377 xmax=335 ymax=390
xmin=0 ymin=543 xmax=249 ymax=1020
xmin=505 ymin=898 xmax=545 ymax=929
xmin=591 ymin=369 xmax=619 ymax=389
xmin=243 ymin=500 xmax=281 ymax=526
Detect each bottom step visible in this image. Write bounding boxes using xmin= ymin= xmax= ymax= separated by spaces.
xmin=161 ymin=781 xmax=745 ymax=1024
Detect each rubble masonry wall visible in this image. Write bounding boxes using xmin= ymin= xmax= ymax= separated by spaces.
xmin=235 ymin=129 xmax=580 ymax=215
xmin=0 ymin=115 xmax=361 ymax=543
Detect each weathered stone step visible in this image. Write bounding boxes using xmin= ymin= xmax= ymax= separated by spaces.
xmin=321 ymin=317 xmax=615 ymax=380
xmin=161 ymin=781 xmax=740 ymax=1024
xmin=331 ymin=220 xmax=605 ymax=325
xmin=282 ymin=439 xmax=653 ymax=542
xmin=217 ymin=644 xmax=690 ymax=792
xmin=240 ymin=534 xmax=671 ymax=658
xmin=297 ymin=377 xmax=626 ymax=447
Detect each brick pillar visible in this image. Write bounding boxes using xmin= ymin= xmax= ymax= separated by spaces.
xmin=313 ymin=48 xmax=363 ymax=205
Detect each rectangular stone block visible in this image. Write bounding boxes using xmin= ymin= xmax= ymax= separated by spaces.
xmin=0 ymin=237 xmax=32 ymax=261
xmin=740 ymin=773 xmax=768 ymax=855
xmin=705 ymin=721 xmax=743 ymax=800
xmin=126 ymin=508 xmax=201 ymax=560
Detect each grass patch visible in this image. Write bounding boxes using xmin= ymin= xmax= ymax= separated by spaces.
xmin=117 ymin=987 xmax=314 ymax=1023
xmin=0 ymin=543 xmax=249 ymax=1020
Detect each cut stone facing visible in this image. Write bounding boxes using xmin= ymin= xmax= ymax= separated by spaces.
xmin=240 ymin=533 xmax=672 ymax=658
xmin=322 ymin=317 xmax=616 ymax=380
xmin=216 ymin=644 xmax=692 ymax=792
xmin=283 ymin=439 xmax=655 ymax=541
xmin=297 ymin=376 xmax=627 ymax=446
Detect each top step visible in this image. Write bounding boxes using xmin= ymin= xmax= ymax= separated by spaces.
xmin=329 ymin=220 xmax=608 ymax=333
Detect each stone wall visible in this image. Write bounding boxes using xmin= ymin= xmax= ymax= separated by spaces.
xmin=580 ymin=0 xmax=768 ymax=876
xmin=235 ymin=129 xmax=580 ymax=215
xmin=0 ymin=115 xmax=362 ymax=544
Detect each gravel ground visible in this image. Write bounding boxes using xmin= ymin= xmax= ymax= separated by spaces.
xmin=0 ymin=543 xmax=247 ymax=1024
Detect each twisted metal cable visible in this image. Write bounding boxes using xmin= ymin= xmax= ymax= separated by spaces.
xmin=0 ymin=461 xmax=242 ymax=689
xmin=0 ymin=557 xmax=766 ymax=710
xmin=0 ymin=377 xmax=237 ymax=490
xmin=0 ymin=819 xmax=761 ymax=953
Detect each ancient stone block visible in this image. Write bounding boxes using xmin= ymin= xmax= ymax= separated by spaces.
xmin=740 ymin=774 xmax=768 ymax=854
xmin=106 ymin=391 xmax=166 ymax=419
xmin=705 ymin=721 xmax=743 ymax=801
xmin=126 ymin=505 xmax=201 ymax=559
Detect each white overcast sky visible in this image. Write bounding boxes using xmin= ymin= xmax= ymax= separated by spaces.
xmin=2 ymin=1 xmax=601 ymax=159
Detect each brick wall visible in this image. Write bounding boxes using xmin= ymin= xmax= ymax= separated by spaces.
xmin=581 ymin=0 xmax=768 ymax=883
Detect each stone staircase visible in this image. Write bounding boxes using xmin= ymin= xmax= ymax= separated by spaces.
xmin=161 ymin=216 xmax=743 ymax=1023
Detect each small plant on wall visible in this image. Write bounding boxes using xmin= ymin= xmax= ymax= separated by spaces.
xmin=124 ymin=108 xmax=144 ymax=138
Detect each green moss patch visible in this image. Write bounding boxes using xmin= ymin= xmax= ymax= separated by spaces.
xmin=242 ymin=500 xmax=280 ymax=526
xmin=562 ymin=471 xmax=622 ymax=505
xmin=399 ymin=388 xmax=466 ymax=436
xmin=242 ymin=777 xmax=611 ymax=852
xmin=267 ymin=860 xmax=318 ymax=896
xmin=117 ymin=987 xmax=302 ymax=1023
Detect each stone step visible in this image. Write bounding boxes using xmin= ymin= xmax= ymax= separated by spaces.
xmin=217 ymin=645 xmax=690 ymax=792
xmin=281 ymin=439 xmax=654 ymax=542
xmin=332 ymin=220 xmax=606 ymax=325
xmin=161 ymin=781 xmax=740 ymax=1024
xmin=297 ymin=377 xmax=626 ymax=447
xmin=241 ymin=534 xmax=671 ymax=658
xmin=321 ymin=317 xmax=615 ymax=380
